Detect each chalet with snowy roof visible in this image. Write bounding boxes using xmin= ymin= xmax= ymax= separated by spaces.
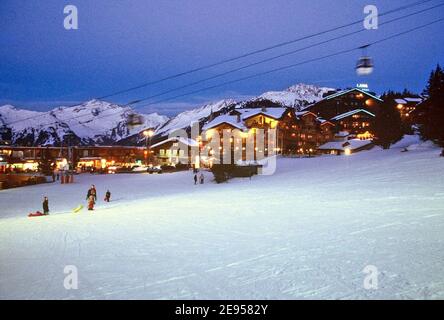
xmin=307 ymin=87 xmax=382 ymax=127
xmin=330 ymin=109 xmax=375 ymax=136
xmin=150 ymin=137 xmax=198 ymax=166
xmin=201 ymin=107 xmax=291 ymax=164
xmin=304 ymin=86 xmax=384 ymax=140
xmin=200 ymin=106 xmax=335 ymax=164
xmin=394 ymin=97 xmax=423 ymax=121
xmin=318 ymin=131 xmax=374 ymax=155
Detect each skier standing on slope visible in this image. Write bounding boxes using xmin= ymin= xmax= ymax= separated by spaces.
xmin=194 ymin=173 xmax=198 ymax=185
xmin=42 ymin=196 xmax=49 ymax=215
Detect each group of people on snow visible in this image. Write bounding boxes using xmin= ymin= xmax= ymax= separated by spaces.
xmin=39 ymin=168 xmax=210 ymax=216
xmin=194 ymin=172 xmax=205 ymax=185
xmin=86 ymin=185 xmax=111 ymax=210
xmin=41 ymin=184 xmax=112 ymax=215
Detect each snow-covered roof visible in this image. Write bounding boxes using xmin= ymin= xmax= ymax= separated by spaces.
xmin=295 ymin=111 xmax=308 ymax=117
xmin=79 ymin=157 xmax=102 ymax=160
xmin=323 ymin=88 xmax=383 ymax=102
xmin=295 ymin=110 xmax=318 ymax=118
xmin=404 ymin=97 xmax=422 ymax=103
xmin=318 ymin=139 xmax=373 ymax=151
xmin=330 ymin=109 xmax=376 ymax=121
xmin=336 ymin=131 xmax=350 ymax=137
xmin=395 ymin=97 xmax=422 ymax=105
xmin=202 ymin=114 xmax=246 ymax=131
xmin=239 ymin=107 xmax=288 ymax=120
xmin=150 ymin=137 xmax=198 ymax=149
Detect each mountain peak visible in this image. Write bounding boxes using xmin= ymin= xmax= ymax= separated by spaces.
xmin=1 ymin=82 xmax=340 ymax=145
xmin=257 ymin=83 xmax=335 ymax=109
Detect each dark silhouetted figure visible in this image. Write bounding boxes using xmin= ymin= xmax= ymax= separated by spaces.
xmin=43 ymin=196 xmax=49 ymax=215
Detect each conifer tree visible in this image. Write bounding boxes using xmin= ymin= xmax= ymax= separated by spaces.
xmin=373 ymin=99 xmax=403 ymax=149
xmin=420 ymin=64 xmax=444 ymax=146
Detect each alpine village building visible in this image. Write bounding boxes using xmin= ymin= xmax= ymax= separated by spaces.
xmin=148 ymin=86 xmax=392 ymax=165
xmin=1 ymin=85 xmax=426 ymax=174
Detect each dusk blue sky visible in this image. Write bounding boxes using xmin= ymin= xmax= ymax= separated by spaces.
xmin=1 ymin=0 xmax=443 ymax=116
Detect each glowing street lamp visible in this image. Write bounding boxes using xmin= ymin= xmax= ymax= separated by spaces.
xmin=143 ymin=130 xmax=154 ymax=138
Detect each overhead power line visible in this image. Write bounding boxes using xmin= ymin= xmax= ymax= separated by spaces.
xmin=134 ymin=17 xmax=444 ymax=110
xmin=4 ymin=0 xmax=441 ymax=127
xmin=127 ymin=2 xmax=444 ymax=105
xmin=22 ymin=15 xmax=444 ymax=130
xmin=96 ymin=0 xmax=436 ymax=100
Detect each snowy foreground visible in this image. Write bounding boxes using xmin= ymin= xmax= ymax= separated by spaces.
xmin=1 ymin=139 xmax=444 ymax=299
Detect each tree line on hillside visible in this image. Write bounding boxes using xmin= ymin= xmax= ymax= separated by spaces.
xmin=373 ymin=64 xmax=444 ymax=150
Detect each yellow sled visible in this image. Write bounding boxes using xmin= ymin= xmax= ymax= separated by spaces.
xmin=73 ymin=205 xmax=84 ymax=213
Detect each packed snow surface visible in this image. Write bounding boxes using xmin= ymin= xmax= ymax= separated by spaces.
xmin=1 ymin=143 xmax=444 ymax=299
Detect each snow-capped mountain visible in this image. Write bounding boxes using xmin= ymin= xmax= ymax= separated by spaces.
xmin=255 ymin=83 xmax=335 ymax=110
xmin=153 ymin=84 xmax=335 ymax=138
xmin=0 ymin=83 xmax=337 ymax=146
xmin=154 ymin=99 xmax=237 ymax=137
xmin=0 ymin=100 xmax=168 ymax=146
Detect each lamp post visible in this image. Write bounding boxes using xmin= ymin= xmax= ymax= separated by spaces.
xmin=143 ymin=130 xmax=154 ymax=165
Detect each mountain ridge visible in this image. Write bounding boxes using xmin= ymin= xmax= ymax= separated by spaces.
xmin=0 ymin=83 xmax=335 ymax=146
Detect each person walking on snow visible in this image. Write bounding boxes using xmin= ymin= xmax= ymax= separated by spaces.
xmin=86 ymin=185 xmax=97 ymax=201
xmin=87 ymin=195 xmax=95 ymax=211
xmin=194 ymin=173 xmax=198 ymax=185
xmin=199 ymin=172 xmax=204 ymax=184
xmin=104 ymin=190 xmax=111 ymax=202
xmin=42 ymin=196 xmax=49 ymax=215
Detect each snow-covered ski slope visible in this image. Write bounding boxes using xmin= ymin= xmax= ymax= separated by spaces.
xmin=1 ymin=140 xmax=444 ymax=299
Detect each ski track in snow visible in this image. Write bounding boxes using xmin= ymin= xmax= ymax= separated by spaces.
xmin=1 ymin=145 xmax=444 ymax=299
